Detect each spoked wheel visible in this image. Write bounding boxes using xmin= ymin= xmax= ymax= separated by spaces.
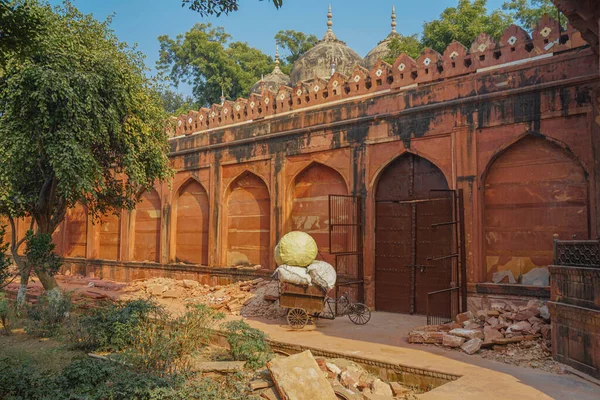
xmin=348 ymin=303 xmax=371 ymax=325
xmin=287 ymin=308 xmax=309 ymax=329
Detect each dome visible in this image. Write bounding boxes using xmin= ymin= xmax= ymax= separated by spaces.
xmin=250 ymin=46 xmax=291 ymax=95
xmin=363 ymin=6 xmax=399 ymax=70
xmin=290 ymin=6 xmax=363 ymax=85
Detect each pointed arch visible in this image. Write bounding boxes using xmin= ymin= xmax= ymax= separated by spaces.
xmin=291 ymin=162 xmax=348 ymax=264
xmin=483 ymin=135 xmax=589 ymax=280
xmin=134 ymin=189 xmax=161 ymax=263
xmin=175 ymin=178 xmax=209 ymax=265
xmin=225 ymin=171 xmax=270 ymax=267
xmin=374 ymin=152 xmax=451 ymax=314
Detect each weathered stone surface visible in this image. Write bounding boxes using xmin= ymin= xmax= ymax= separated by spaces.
xmin=442 ymin=334 xmax=465 ymax=348
xmin=487 ymin=316 xmax=499 ymax=327
xmin=340 ymin=366 xmax=363 ymax=388
xmin=408 ymin=330 xmax=444 ymax=344
xmin=330 ymin=382 xmax=362 ymax=400
xmin=267 ymin=350 xmax=337 ymax=400
xmin=521 ymin=267 xmax=549 ymax=286
xmin=461 ymin=338 xmax=483 ymax=355
xmin=493 ymin=336 xmax=527 ymax=345
xmin=182 ymin=279 xmax=199 ymax=288
xmin=249 ymin=379 xmax=273 ymax=391
xmin=487 ymin=309 xmax=500 ymax=317
xmin=448 ymin=328 xmax=484 ymax=340
xmin=456 ymin=311 xmax=474 ymax=324
xmin=195 ymin=361 xmax=245 ymax=372
xmin=389 ymin=382 xmax=411 ymax=397
xmin=513 ymin=310 xmax=535 ymax=321
xmin=161 ymin=289 xmax=182 ymax=298
xmin=325 ymin=362 xmax=341 ymax=376
xmin=371 ymin=379 xmax=393 ymax=397
xmin=507 ymin=321 xmax=532 ymax=335
xmin=259 ymin=387 xmax=281 ymax=400
xmin=464 ymin=321 xmax=481 ymax=330
xmin=483 ymin=326 xmax=503 ymax=343
xmin=363 ymin=392 xmax=394 ymax=400
xmin=357 ymin=373 xmax=375 ymax=390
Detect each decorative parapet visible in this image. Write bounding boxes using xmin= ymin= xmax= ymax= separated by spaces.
xmin=172 ymin=15 xmax=588 ymax=138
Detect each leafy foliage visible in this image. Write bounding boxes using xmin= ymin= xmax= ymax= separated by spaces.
xmin=503 ymin=0 xmax=560 ymax=30
xmin=224 ymin=320 xmax=271 ymax=369
xmin=421 ymin=0 xmax=513 ymax=53
xmin=24 ymin=230 xmax=61 ymax=277
xmin=159 ymin=88 xmax=196 ymax=116
xmin=25 ymin=292 xmax=71 ymax=337
xmin=275 ymin=30 xmax=318 ymax=74
xmin=182 ymin=0 xmax=282 ymax=17
xmin=158 ymin=23 xmax=274 ymax=107
xmin=124 ymin=303 xmax=225 ymax=375
xmin=385 ymin=34 xmax=424 ymax=63
xmin=69 ymin=298 xmax=163 ymax=352
xmin=0 ymin=292 xmax=12 ymax=335
xmin=0 ymin=225 xmax=11 ymax=287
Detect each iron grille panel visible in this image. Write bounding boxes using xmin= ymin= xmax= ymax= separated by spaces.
xmin=554 ymin=239 xmax=600 ymax=268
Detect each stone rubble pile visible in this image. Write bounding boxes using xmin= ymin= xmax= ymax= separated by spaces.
xmin=125 ymin=277 xmax=285 ymax=318
xmin=252 ymin=350 xmax=420 ymax=400
xmin=408 ymin=300 xmax=552 ymax=362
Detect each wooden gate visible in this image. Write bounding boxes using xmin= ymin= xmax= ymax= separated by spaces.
xmin=375 ymin=154 xmax=460 ymax=315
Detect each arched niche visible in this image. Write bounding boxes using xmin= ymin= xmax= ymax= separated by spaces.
xmin=484 ymin=135 xmax=589 ymax=280
xmin=65 ymin=203 xmax=88 ymax=258
xmin=99 ymin=212 xmax=120 ymax=260
xmin=134 ymin=189 xmax=161 ymax=263
xmin=291 ymin=163 xmax=348 ymax=264
xmin=175 ymin=179 xmax=209 ymax=265
xmin=225 ymin=172 xmax=270 ymax=268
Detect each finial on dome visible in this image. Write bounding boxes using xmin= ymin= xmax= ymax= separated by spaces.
xmin=327 ymin=4 xmax=333 ymax=32
xmin=275 ymin=44 xmax=280 ymax=67
xmin=391 ymin=5 xmax=397 ymax=33
xmin=220 ymin=89 xmax=225 ymax=106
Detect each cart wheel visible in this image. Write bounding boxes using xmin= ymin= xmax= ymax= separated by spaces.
xmin=348 ymin=303 xmax=371 ymax=325
xmin=287 ymin=308 xmax=309 ymax=329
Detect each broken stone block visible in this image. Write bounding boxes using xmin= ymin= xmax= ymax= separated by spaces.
xmin=448 ymin=328 xmax=484 ymax=340
xmin=456 ymin=311 xmax=474 ymax=324
xmin=490 ymin=302 xmax=506 ymax=311
xmin=513 ymin=309 xmax=535 ymax=321
xmin=371 ymin=379 xmax=393 ymax=397
xmin=182 ymin=279 xmax=199 ymax=288
xmin=249 ymin=379 xmax=273 ymax=391
xmin=357 ymin=373 xmax=375 ymax=390
xmin=363 ymin=392 xmax=394 ymax=400
xmin=493 ymin=336 xmax=527 ymax=345
xmin=492 ymin=270 xmax=516 ymax=284
xmin=147 ymin=284 xmax=167 ymax=296
xmin=325 ymin=362 xmax=341 ymax=376
xmin=483 ymin=326 xmax=503 ymax=343
xmin=487 ymin=309 xmax=500 ymax=317
xmin=520 ymin=267 xmax=549 ymax=286
xmin=340 ymin=366 xmax=363 ymax=388
xmin=408 ymin=331 xmax=444 ymax=344
xmin=442 ymin=334 xmax=465 ymax=348
xmin=464 ymin=321 xmax=481 ymax=330
xmin=476 ymin=310 xmax=488 ymax=321
xmin=389 ymin=382 xmax=411 ymax=397
xmin=267 ymin=350 xmax=337 ymax=400
xmin=161 ymin=289 xmax=181 ymax=298
xmin=461 ymin=338 xmax=483 ymax=355
xmin=506 ymin=321 xmax=531 ymax=334
xmin=330 ymin=382 xmax=362 ymax=400
xmin=487 ymin=316 xmax=499 ymax=327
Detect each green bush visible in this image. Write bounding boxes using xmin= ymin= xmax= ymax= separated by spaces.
xmin=124 ymin=304 xmax=224 ymax=375
xmin=224 ymin=320 xmax=272 ymax=369
xmin=25 ymin=292 xmax=71 ymax=337
xmin=0 ymin=292 xmax=13 ymax=335
xmin=70 ymin=298 xmax=163 ymax=352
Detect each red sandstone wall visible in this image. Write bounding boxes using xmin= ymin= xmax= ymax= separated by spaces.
xmin=175 ymin=180 xmax=209 ymax=265
xmin=3 ymin=21 xmax=598 ymax=311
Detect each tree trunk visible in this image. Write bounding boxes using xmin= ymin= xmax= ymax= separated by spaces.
xmin=34 ymin=215 xmax=61 ymax=295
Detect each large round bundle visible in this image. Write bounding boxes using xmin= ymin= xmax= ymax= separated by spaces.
xmin=274 ymin=231 xmax=318 ymax=267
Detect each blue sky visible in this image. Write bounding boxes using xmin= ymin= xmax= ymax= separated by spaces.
xmin=48 ymin=0 xmax=507 ymax=95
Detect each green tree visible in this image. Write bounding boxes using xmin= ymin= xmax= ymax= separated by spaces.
xmin=182 ymin=0 xmax=282 ymax=16
xmin=385 ymin=34 xmax=424 ymax=63
xmin=0 ymin=1 xmax=172 ymax=299
xmin=422 ymin=0 xmax=513 ymax=53
xmin=158 ymin=23 xmax=274 ymax=107
xmin=275 ymin=30 xmax=318 ymax=74
xmin=503 ymin=0 xmax=560 ymax=30
xmin=159 ymin=88 xmax=196 ymax=115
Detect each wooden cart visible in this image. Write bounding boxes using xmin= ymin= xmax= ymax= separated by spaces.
xmin=278 ymin=281 xmax=371 ymax=329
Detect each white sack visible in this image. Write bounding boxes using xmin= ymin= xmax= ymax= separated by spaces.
xmin=306 ymin=260 xmax=337 ymax=290
xmin=276 ymin=265 xmax=312 ymax=286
